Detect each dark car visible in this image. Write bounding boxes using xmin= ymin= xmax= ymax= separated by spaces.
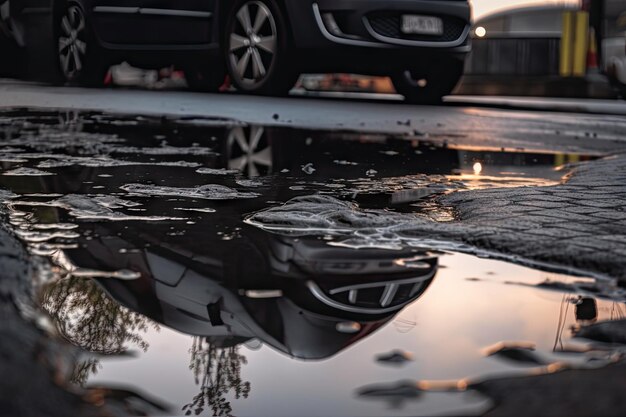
xmin=0 ymin=0 xmax=470 ymax=101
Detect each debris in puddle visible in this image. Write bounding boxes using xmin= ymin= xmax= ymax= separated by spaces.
xmin=196 ymin=168 xmax=240 ymax=176
xmin=484 ymin=342 xmax=546 ymax=365
xmin=301 ymin=163 xmax=316 ymax=175
xmin=174 ymin=207 xmax=217 ymax=214
xmin=10 ymin=195 xmax=185 ymax=221
xmin=236 ymin=179 xmax=263 ymax=188
xmin=37 ymin=155 xmax=201 ymax=168
xmin=110 ymin=145 xmax=215 ymax=156
xmin=3 ymin=167 xmax=55 ymax=176
xmin=375 ymin=350 xmax=414 ymax=365
xmin=333 ymin=160 xmax=359 ymax=166
xmin=357 ymin=380 xmax=422 ymax=400
xmin=366 ymin=169 xmax=378 ymax=177
xmin=576 ymin=319 xmax=626 ymax=344
xmin=120 ymin=183 xmax=260 ymax=200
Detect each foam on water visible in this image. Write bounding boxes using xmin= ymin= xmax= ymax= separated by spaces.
xmin=245 ymin=195 xmax=421 ymax=237
xmin=3 ymin=167 xmax=55 ymax=176
xmin=175 ymin=207 xmax=217 ymax=214
xmin=196 ymin=168 xmax=240 ymax=175
xmin=121 ymin=183 xmax=260 ymax=200
xmin=10 ymin=195 xmax=186 ymax=221
xmin=37 ymin=156 xmax=201 ymax=168
xmin=236 ymin=179 xmax=263 ymax=188
xmin=110 ymin=145 xmax=215 ymax=156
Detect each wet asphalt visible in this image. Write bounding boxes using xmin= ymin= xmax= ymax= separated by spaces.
xmin=0 ymin=84 xmax=626 ymax=417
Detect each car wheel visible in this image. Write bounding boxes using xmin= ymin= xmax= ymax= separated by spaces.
xmin=224 ymin=0 xmax=297 ymax=95
xmin=25 ymin=0 xmax=107 ymax=86
xmin=392 ymin=59 xmax=464 ymax=105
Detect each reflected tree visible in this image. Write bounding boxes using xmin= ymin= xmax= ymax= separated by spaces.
xmin=40 ymin=276 xmax=156 ymax=385
xmin=184 ymin=337 xmax=251 ymax=416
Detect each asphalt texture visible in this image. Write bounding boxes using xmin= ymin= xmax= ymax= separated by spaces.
xmin=430 ymin=154 xmax=626 ymax=281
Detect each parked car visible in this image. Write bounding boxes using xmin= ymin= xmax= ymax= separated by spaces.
xmin=1 ymin=0 xmax=471 ymax=102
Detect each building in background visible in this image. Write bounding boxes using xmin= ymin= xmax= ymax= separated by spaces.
xmin=601 ymin=0 xmax=626 ymax=93
xmin=456 ymin=1 xmax=622 ymax=98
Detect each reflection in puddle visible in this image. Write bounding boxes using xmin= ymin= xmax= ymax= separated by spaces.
xmin=0 ymin=110 xmax=622 ymax=417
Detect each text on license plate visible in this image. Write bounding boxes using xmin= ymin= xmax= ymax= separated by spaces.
xmin=401 ymin=15 xmax=443 ymax=35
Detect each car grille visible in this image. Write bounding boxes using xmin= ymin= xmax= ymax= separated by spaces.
xmin=307 ymin=267 xmax=436 ymax=314
xmin=328 ymin=281 xmax=425 ymax=309
xmin=367 ymin=13 xmax=467 ymax=43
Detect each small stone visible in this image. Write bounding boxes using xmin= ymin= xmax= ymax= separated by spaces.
xmin=376 ymin=350 xmax=414 ymax=365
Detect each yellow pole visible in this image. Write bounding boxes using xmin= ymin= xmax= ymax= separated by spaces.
xmin=572 ymin=11 xmax=589 ymax=77
xmin=560 ymin=11 xmax=574 ymax=77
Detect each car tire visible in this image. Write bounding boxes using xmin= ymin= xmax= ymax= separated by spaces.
xmin=24 ymin=0 xmax=107 ymax=86
xmin=392 ymin=59 xmax=464 ymax=105
xmin=223 ymin=0 xmax=297 ymax=96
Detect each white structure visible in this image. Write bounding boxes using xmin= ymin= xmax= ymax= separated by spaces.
xmin=602 ymin=0 xmax=626 ymax=89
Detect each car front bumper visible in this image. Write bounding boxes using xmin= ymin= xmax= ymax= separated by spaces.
xmin=285 ymin=0 xmax=471 ymax=51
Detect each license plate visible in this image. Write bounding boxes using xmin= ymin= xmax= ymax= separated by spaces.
xmin=401 ymin=15 xmax=443 ymax=35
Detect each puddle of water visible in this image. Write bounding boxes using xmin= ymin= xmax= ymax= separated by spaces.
xmin=0 ymin=110 xmax=619 ymax=417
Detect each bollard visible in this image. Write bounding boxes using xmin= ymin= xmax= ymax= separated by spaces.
xmin=573 ymin=11 xmax=590 ymax=77
xmin=560 ymin=11 xmax=575 ymax=77
xmin=560 ymin=11 xmax=590 ymax=78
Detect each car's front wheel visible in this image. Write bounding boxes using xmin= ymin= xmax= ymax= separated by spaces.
xmin=392 ymin=59 xmax=465 ymax=105
xmin=24 ymin=0 xmax=107 ymax=85
xmin=223 ymin=0 xmax=297 ymax=95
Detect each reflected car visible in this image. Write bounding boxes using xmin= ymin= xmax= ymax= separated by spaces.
xmin=0 ymin=0 xmax=470 ymax=102
xmin=64 ymin=223 xmax=438 ymax=360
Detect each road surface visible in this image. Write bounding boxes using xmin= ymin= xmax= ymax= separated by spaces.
xmin=2 ymin=78 xmax=626 ymax=156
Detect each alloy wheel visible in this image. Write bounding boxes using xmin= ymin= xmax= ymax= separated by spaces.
xmin=57 ymin=4 xmax=87 ymax=80
xmin=227 ymin=1 xmax=277 ymax=89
